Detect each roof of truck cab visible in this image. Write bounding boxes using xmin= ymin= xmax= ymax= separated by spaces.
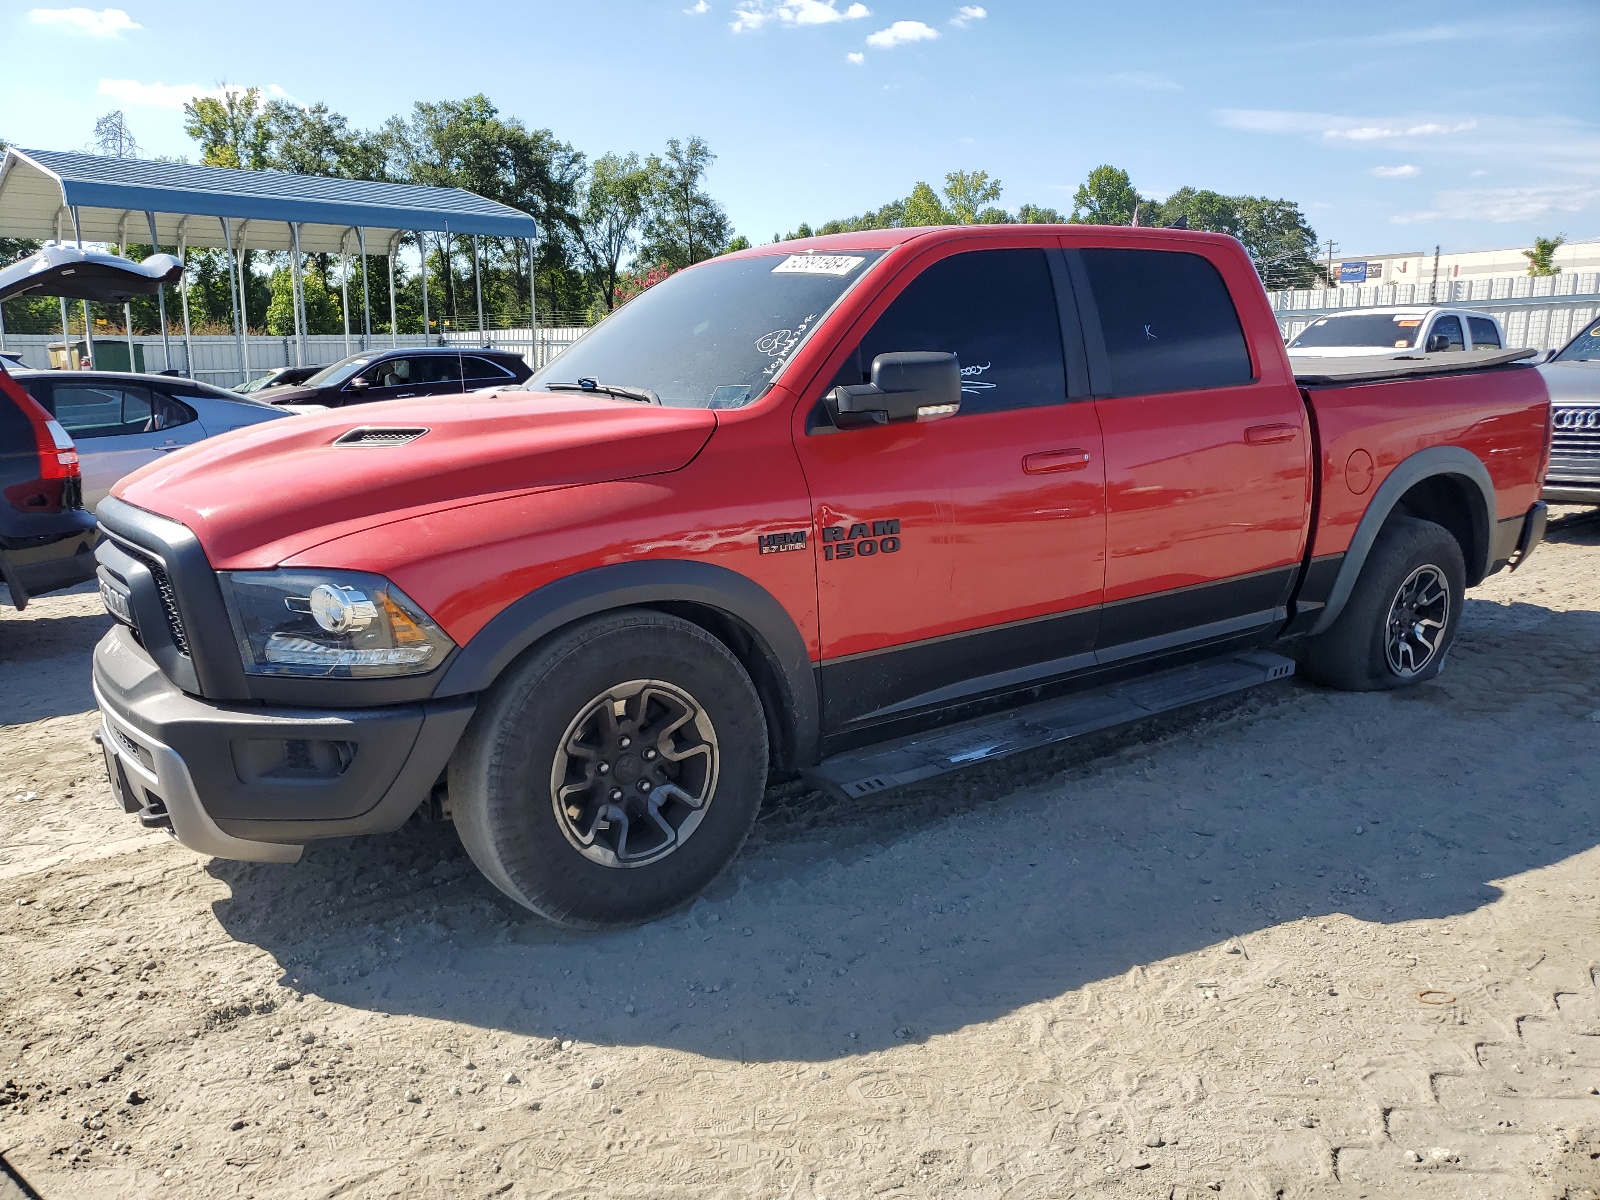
xmin=722 ymin=224 xmax=1248 ymax=258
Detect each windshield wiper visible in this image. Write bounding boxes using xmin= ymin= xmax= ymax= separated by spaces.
xmin=542 ymin=378 xmax=662 ymax=406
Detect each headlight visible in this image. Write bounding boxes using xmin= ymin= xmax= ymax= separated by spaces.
xmin=219 ymin=569 xmax=455 ymax=678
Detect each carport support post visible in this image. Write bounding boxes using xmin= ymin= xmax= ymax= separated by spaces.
xmin=220 ymin=219 xmax=246 ymax=387
xmin=472 ymin=235 xmax=485 ymax=341
xmin=234 ymin=225 xmax=252 ymax=385
xmin=289 ymin=223 xmax=307 ymax=368
xmin=71 ymin=207 xmax=94 ymax=367
xmin=59 ymin=298 xmax=71 ymax=366
xmin=339 ymin=233 xmax=352 ymax=359
xmin=124 ymin=302 xmax=135 ymax=370
xmin=417 ymin=231 xmax=430 ymax=341
xmin=145 ymin=211 xmax=172 ymax=372
xmin=178 ymin=225 xmax=195 ymax=379
xmin=527 ymin=235 xmax=538 ymax=368
xmin=356 ymin=226 xmax=372 ymax=351
xmin=386 ymin=233 xmax=398 ymax=349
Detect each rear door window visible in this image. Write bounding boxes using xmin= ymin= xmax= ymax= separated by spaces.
xmin=48 ymin=382 xmax=159 ymax=438
xmin=1077 ymin=248 xmax=1254 ymax=396
xmin=847 ymin=248 xmax=1068 ymax=415
xmin=1428 ymin=315 xmax=1466 ymax=352
xmin=1467 ymin=316 xmax=1501 ymax=349
xmin=461 ymin=355 xmax=514 ymax=385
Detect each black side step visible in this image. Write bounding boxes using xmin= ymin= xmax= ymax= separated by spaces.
xmin=805 ymin=650 xmax=1295 ymax=801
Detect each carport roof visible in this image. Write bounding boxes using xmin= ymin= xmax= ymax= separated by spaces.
xmin=0 ymin=147 xmax=536 ymax=256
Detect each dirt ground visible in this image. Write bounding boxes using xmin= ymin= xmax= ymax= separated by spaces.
xmin=3 ymin=513 xmax=1600 ymax=1200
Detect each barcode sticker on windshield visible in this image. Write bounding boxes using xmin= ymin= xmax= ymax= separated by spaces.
xmin=771 ymin=254 xmax=865 ymax=276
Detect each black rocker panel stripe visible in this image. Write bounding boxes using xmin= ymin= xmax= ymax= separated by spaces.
xmin=1096 ymin=564 xmax=1299 ymax=652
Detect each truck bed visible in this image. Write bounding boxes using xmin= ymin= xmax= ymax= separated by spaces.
xmin=1291 ymin=347 xmax=1538 ymax=386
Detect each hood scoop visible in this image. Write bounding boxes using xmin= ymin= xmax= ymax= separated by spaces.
xmin=334 ymin=426 xmax=429 ymax=447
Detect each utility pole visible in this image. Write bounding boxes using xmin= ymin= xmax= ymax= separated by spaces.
xmin=1429 ymin=244 xmax=1441 ymax=304
xmin=1323 ymin=238 xmax=1339 ymax=286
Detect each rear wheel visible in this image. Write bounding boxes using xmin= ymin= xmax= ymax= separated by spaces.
xmin=450 ymin=610 xmax=768 ymax=928
xmin=1301 ymin=515 xmax=1466 ymax=692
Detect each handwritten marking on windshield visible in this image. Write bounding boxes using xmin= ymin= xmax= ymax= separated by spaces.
xmin=960 ymin=361 xmax=997 ymax=395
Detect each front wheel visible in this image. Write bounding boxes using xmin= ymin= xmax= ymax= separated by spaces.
xmin=1300 ymin=515 xmax=1466 ymax=692
xmin=449 ymin=610 xmax=769 ymax=929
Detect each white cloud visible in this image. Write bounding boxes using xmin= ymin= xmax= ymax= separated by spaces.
xmin=685 ymin=0 xmax=708 ymax=12
xmin=866 ymin=19 xmax=938 ymax=47
xmin=1108 ymin=70 xmax=1180 ymax=91
xmin=846 ymin=50 xmax=864 ymax=63
xmin=950 ymin=5 xmax=985 ymax=26
xmin=97 ymin=79 xmax=285 ymax=110
xmin=28 ymin=6 xmax=138 ymax=37
xmin=1216 ymin=109 xmax=1477 ymax=141
xmin=1370 ymin=164 xmax=1420 ymax=178
xmin=1393 ymin=183 xmax=1600 ymax=224
xmin=730 ymin=0 xmax=867 ymax=31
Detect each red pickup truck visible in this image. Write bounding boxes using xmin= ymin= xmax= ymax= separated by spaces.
xmin=90 ymin=226 xmax=1550 ymax=928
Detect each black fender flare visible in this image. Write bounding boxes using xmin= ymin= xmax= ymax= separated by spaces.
xmin=432 ymin=560 xmax=820 ymax=769
xmin=1309 ymin=445 xmax=1494 ymax=636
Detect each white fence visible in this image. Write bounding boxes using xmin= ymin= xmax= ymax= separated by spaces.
xmin=0 ymin=326 xmax=588 ymax=385
xmin=1268 ymin=272 xmax=1600 ymax=350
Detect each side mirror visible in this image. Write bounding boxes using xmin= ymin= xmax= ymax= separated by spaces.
xmin=825 ymin=352 xmax=961 ymax=430
xmin=1425 ymin=334 xmax=1451 ymax=353
xmin=346 ymin=377 xmax=371 ymax=391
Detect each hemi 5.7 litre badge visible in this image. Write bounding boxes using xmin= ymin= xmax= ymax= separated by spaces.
xmin=758 ymin=531 xmax=808 ymax=554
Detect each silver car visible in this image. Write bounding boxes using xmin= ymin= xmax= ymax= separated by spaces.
xmin=14 ymin=370 xmax=293 ymax=511
xmin=1542 ymin=318 xmax=1600 ymax=507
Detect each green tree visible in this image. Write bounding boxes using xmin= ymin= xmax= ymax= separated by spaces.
xmin=942 ymin=169 xmax=1003 ymax=224
xmin=641 ymin=136 xmax=732 ymax=269
xmin=1235 ymin=196 xmax=1322 ymax=289
xmin=1523 ymin=235 xmax=1565 ymax=276
xmin=266 ymin=266 xmax=344 ymax=335
xmin=575 ymin=152 xmax=651 ymax=311
xmin=902 ymin=181 xmax=952 ymax=227
xmin=1152 ymin=186 xmax=1240 ymax=235
xmin=1017 ymin=203 xmax=1065 ymax=224
xmin=182 ymin=87 xmax=272 ymax=169
xmin=1070 ymin=164 xmax=1146 ymax=225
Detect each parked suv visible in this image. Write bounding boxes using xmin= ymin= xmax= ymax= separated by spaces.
xmin=257 ymin=347 xmax=531 ymax=409
xmin=14 ymin=371 xmax=293 ymax=512
xmin=1541 ymin=318 xmax=1600 ymax=506
xmin=1288 ymin=307 xmax=1505 ymax=358
xmin=0 ymin=358 xmax=94 ymax=609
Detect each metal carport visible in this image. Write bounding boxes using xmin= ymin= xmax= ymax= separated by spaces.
xmin=0 ymin=147 xmax=538 ymax=379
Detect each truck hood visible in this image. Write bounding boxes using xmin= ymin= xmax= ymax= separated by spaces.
xmin=112 ymin=390 xmax=717 ymax=568
xmin=1538 ymin=359 xmax=1600 ymax=404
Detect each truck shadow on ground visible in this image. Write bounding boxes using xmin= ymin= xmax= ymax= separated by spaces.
xmin=207 ymin=591 xmax=1600 ymax=1064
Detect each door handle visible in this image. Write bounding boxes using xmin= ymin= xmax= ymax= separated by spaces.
xmin=1245 ymin=423 xmax=1300 ymax=445
xmin=1023 ymin=448 xmax=1092 ymax=474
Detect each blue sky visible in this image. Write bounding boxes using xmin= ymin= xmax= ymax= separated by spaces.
xmin=3 ymin=0 xmax=1597 ymax=256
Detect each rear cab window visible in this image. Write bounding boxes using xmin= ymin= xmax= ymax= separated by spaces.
xmin=1075 ymin=247 xmax=1254 ymax=396
xmin=1467 ymin=316 xmax=1501 ymax=349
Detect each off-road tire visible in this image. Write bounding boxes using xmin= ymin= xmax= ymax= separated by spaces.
xmin=450 ymin=609 xmax=768 ymax=929
xmin=1301 ymin=515 xmax=1466 ymax=692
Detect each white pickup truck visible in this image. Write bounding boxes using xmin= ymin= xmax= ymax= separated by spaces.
xmin=1288 ymin=307 xmax=1506 ymax=359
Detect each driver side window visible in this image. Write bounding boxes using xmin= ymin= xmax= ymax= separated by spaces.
xmin=1429 ymin=315 xmax=1465 ymax=352
xmin=841 ymin=249 xmax=1068 ymax=415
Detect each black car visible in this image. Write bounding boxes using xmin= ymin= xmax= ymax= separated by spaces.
xmin=257 ymin=347 xmax=532 ymax=408
xmin=0 ymin=361 xmax=96 ymax=609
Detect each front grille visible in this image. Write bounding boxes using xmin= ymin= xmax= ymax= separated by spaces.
xmin=116 ymin=541 xmax=191 ymax=657
xmin=1552 ymin=408 xmax=1600 ymax=452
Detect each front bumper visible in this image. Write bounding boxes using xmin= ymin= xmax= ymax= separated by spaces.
xmin=92 ymin=625 xmax=475 ymax=861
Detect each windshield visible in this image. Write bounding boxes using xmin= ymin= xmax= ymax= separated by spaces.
xmin=302 ymin=354 xmax=376 ymax=388
xmin=529 ymin=251 xmax=884 ymax=408
xmin=1290 ymin=313 xmax=1426 ymax=349
xmin=1554 ymin=320 xmax=1600 ymax=363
